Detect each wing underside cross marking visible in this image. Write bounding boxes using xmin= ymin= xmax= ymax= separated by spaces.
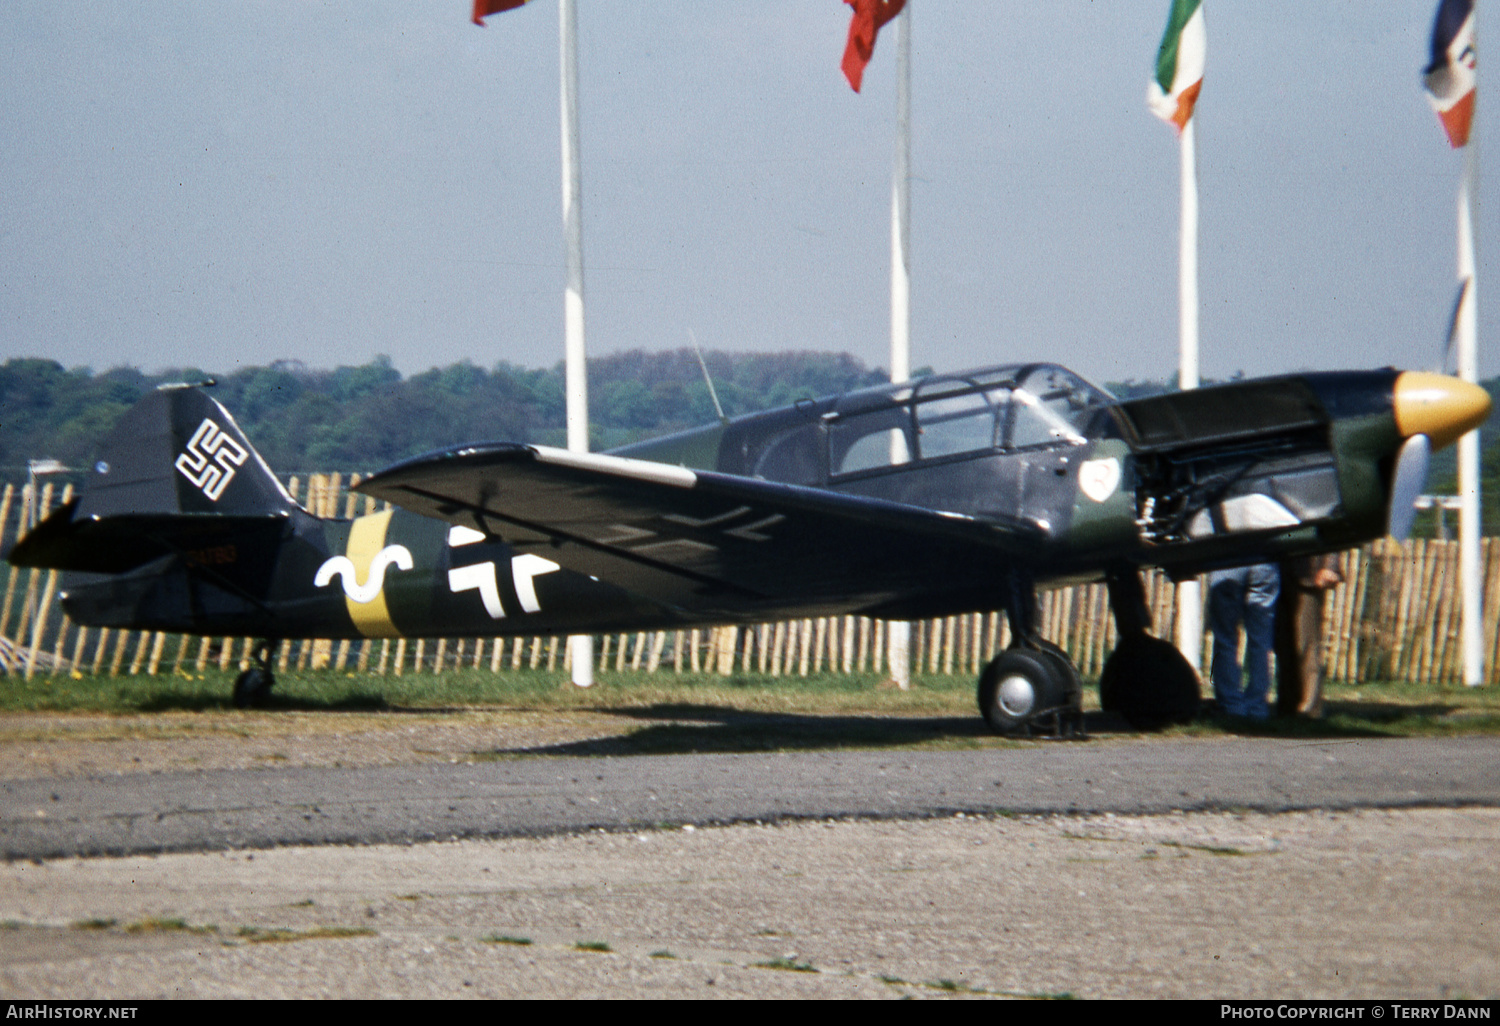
xmin=594 ymin=524 xmax=657 ymax=545
xmin=391 ymin=485 xmax=767 ymax=599
xmin=589 ymin=505 xmax=785 ymax=555
xmin=661 ymin=506 xmax=752 ymax=528
xmin=724 ymin=513 xmax=785 ymax=541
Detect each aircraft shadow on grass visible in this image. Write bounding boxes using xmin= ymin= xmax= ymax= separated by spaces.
xmin=484 ymin=705 xmax=1009 ymax=757
xmin=1200 ymin=700 xmax=1477 ymax=740
xmin=107 ymin=690 xmax=1479 ymax=750
xmin=476 ymin=700 xmax=1470 ymax=756
xmin=130 ymin=688 xmax=393 ymax=715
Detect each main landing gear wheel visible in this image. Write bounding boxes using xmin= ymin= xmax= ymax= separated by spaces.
xmin=1030 ymin=638 xmax=1083 ymax=699
xmin=1098 ymin=633 xmax=1200 ymax=731
xmin=232 ymin=640 xmax=277 ymax=709
xmin=977 ymin=648 xmax=1081 ymax=736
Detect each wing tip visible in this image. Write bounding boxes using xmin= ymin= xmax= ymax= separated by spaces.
xmin=529 ymin=446 xmax=698 ymax=489
xmin=356 ymin=442 xmax=537 ymax=496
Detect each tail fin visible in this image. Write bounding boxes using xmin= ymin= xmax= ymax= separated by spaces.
xmin=7 ymin=386 xmax=296 ymax=573
xmin=78 ymin=384 xmax=296 ymax=519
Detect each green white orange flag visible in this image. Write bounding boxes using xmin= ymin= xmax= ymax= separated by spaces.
xmin=1149 ymin=0 xmax=1206 ymax=132
xmin=472 ymin=0 xmax=533 ymax=26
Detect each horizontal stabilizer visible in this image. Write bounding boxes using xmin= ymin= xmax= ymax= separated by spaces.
xmin=5 ymin=498 xmax=287 ymax=574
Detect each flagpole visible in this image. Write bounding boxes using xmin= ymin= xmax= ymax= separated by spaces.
xmin=891 ymin=7 xmax=911 ymax=391
xmin=559 ymin=0 xmax=593 ymax=688
xmin=1457 ymin=135 xmax=1482 ymax=686
xmin=886 ymin=2 xmax=913 ymax=690
xmin=1174 ymin=117 xmax=1203 ymax=674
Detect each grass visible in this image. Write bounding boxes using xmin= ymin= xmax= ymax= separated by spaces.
xmin=1062 ymin=831 xmax=1260 ymax=858
xmin=877 ymin=973 xmax=1073 ymax=999
xmin=235 ymin=925 xmax=375 ymax=944
xmin=1 ymin=667 xmax=1497 ymax=753
xmin=0 ymin=665 xmax=979 ymax=716
xmin=1170 ymin=678 xmax=1500 ymax=740
xmin=1160 ymin=840 xmax=1253 ymax=857
xmin=753 ymin=957 xmax=817 ymax=973
xmin=125 ymin=917 xmax=214 ymax=934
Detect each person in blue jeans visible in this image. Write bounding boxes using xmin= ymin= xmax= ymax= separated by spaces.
xmin=1205 ymin=562 xmax=1280 ymax=719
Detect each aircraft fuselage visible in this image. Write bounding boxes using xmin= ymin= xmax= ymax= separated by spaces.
xmin=33 ymin=362 xmax=1492 ymax=645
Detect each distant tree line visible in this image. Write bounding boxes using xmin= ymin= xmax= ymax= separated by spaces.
xmin=0 ymin=350 xmax=889 ymax=475
xmin=1 ymin=352 xmax=1494 ymax=533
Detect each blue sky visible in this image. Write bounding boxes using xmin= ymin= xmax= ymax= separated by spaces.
xmin=1 ymin=1 xmax=1491 ymax=387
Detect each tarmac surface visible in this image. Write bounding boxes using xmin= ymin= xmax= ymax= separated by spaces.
xmin=1 ymin=727 xmax=1497 ymax=999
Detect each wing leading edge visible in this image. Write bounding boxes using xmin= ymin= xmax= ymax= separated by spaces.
xmin=356 ymin=443 xmax=1043 ymax=622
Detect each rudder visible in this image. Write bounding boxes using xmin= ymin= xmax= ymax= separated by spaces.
xmin=6 ymin=385 xmax=298 ymax=576
xmin=79 ymin=384 xmax=296 ymax=519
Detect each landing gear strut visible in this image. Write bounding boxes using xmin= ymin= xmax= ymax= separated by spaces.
xmin=976 ymin=573 xmax=1084 ymax=736
xmin=232 ymin=639 xmax=277 ymax=709
xmin=1098 ymin=570 xmax=1200 ymax=730
xmin=975 ymin=568 xmax=1202 ymax=735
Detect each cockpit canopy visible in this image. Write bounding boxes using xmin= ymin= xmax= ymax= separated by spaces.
xmin=736 ymin=363 xmax=1115 ymax=486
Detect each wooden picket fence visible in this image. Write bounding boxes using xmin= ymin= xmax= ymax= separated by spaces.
xmin=2 ymin=475 xmax=1499 ymax=685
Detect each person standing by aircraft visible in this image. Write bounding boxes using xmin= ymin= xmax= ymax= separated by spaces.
xmin=1275 ymin=554 xmax=1343 ymax=719
xmin=1205 ymin=563 xmax=1280 ymax=720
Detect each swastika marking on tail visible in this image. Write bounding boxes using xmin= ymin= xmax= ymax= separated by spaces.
xmin=175 ymin=419 xmax=249 ymax=501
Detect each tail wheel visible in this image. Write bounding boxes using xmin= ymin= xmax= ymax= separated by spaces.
xmin=232 ymin=668 xmax=274 ymax=709
xmin=1099 ymin=633 xmax=1200 ymax=730
xmin=978 ymin=649 xmax=1069 ymax=734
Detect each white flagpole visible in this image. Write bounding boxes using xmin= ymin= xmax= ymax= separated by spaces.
xmin=1174 ymin=117 xmax=1203 ymax=673
xmin=1177 ymin=120 xmax=1200 ymax=394
xmin=887 ymin=3 xmax=913 ymax=690
xmin=560 ymin=0 xmax=593 ymax=687
xmin=891 ymin=8 xmax=911 ymax=391
xmin=1456 ymin=138 xmax=1483 ymax=686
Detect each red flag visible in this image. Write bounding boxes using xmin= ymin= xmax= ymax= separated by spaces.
xmin=841 ymin=0 xmax=907 ymax=92
xmin=473 ymin=0 xmax=532 ymax=27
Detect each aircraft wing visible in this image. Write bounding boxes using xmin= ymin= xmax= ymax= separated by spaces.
xmin=357 ymin=443 xmax=1041 ymax=621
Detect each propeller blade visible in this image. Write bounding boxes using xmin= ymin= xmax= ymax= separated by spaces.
xmin=1437 ymin=277 xmax=1470 ymax=375
xmin=1386 ymin=433 xmax=1431 ymax=540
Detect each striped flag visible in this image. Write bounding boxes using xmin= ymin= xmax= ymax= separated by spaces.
xmin=472 ymin=0 xmax=533 ymax=26
xmin=841 ymin=0 xmax=907 ymax=93
xmin=1424 ymin=0 xmax=1477 ymax=148
xmin=1148 ymin=0 xmax=1206 ymax=132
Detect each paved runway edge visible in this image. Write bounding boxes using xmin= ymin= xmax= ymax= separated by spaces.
xmin=4 ymin=736 xmax=1499 ymax=861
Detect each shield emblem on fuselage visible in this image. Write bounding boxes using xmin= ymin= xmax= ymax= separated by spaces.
xmin=1079 ymin=457 xmax=1121 ymax=504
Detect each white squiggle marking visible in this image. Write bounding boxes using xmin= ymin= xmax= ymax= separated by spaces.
xmin=314 ymin=545 xmax=414 ymax=604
